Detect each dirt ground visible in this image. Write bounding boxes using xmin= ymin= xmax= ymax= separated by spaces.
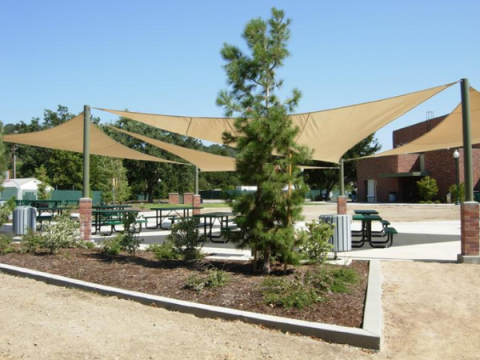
xmin=300 ymin=202 xmax=461 ymax=223
xmin=1 ymin=261 xmax=479 ymax=359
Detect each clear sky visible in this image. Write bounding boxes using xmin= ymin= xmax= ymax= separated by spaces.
xmin=1 ymin=0 xmax=479 ymax=153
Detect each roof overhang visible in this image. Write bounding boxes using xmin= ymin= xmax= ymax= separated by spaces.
xmin=379 ymin=171 xmax=430 ymax=178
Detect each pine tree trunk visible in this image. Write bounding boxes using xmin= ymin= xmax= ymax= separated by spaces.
xmin=262 ymin=247 xmax=271 ymax=275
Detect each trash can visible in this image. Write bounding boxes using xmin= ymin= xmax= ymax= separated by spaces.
xmin=12 ymin=206 xmax=37 ymax=235
xmin=319 ymin=214 xmax=352 ymax=252
xmin=389 ymin=192 xmax=397 ymax=202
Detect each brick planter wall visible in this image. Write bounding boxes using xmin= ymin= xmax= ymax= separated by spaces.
xmin=169 ymin=193 xmax=179 ymax=204
xmin=193 ymin=195 xmax=201 ymax=215
xmin=183 ymin=193 xmax=193 ymax=205
xmin=337 ymin=196 xmax=347 ymax=215
xmin=461 ymin=202 xmax=479 ymax=256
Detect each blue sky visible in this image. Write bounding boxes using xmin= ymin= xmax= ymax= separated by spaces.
xmin=1 ymin=0 xmax=479 ymax=152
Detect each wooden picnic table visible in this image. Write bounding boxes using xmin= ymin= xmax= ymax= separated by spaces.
xmin=146 ymin=206 xmax=203 ymax=230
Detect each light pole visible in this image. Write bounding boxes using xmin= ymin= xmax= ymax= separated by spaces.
xmin=453 ymin=149 xmax=460 ymax=205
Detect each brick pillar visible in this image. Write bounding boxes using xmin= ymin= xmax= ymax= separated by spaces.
xmin=193 ymin=194 xmax=201 ymax=215
xmin=337 ymin=196 xmax=347 ymax=215
xmin=458 ymin=201 xmax=480 ymax=264
xmin=183 ymin=193 xmax=193 ymax=205
xmin=79 ymin=198 xmax=92 ymax=242
xmin=169 ymin=193 xmax=179 ymax=204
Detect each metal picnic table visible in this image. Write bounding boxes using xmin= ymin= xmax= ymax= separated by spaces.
xmin=146 ymin=206 xmax=203 ymax=230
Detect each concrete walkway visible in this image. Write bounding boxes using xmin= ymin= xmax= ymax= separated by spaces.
xmin=88 ymin=211 xmax=462 ymax=263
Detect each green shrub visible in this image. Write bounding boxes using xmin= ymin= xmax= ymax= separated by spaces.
xmin=260 ymin=276 xmax=322 ymax=309
xmin=101 ymin=235 xmax=123 ymax=256
xmin=41 ymin=214 xmax=80 ymax=254
xmin=259 ymin=265 xmax=359 ymax=309
xmin=330 ymin=267 xmax=358 ymax=293
xmin=148 ymin=241 xmax=182 ymax=260
xmin=185 ymin=269 xmax=230 ymax=292
xmin=417 ymin=176 xmax=439 ymax=202
xmin=449 ymin=182 xmax=465 ymax=203
xmin=167 ymin=218 xmax=205 ymax=261
xmin=19 ymin=229 xmax=42 ymax=253
xmin=0 ymin=235 xmax=15 ymax=254
xmin=120 ymin=212 xmax=143 ymax=256
xmin=297 ymin=221 xmax=334 ymax=264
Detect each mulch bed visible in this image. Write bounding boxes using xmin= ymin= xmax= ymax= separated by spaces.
xmin=0 ymin=249 xmax=368 ymax=328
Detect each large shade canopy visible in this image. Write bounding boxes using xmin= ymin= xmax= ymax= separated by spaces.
xmin=365 ymin=87 xmax=480 ymax=158
xmin=108 ymin=126 xmax=236 ymax=172
xmin=3 ymin=113 xmax=186 ymax=165
xmin=96 ymin=82 xmax=454 ymax=164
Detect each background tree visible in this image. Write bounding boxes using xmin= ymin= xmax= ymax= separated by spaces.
xmin=95 ymin=157 xmax=130 ymax=203
xmin=304 ymin=134 xmax=381 ymax=200
xmin=217 ymin=8 xmax=310 ymax=274
xmin=35 ymin=165 xmax=51 ymax=199
xmin=103 ymin=117 xmax=198 ymax=202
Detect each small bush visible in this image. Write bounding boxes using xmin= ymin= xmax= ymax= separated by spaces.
xmin=41 ymin=214 xmax=80 ymax=254
xmin=259 ymin=265 xmax=359 ymax=309
xmin=417 ymin=176 xmax=438 ymax=202
xmin=260 ymin=276 xmax=322 ymax=309
xmin=330 ymin=267 xmax=358 ymax=293
xmin=168 ymin=218 xmax=205 ymax=261
xmin=19 ymin=229 xmax=43 ymax=253
xmin=185 ymin=269 xmax=230 ymax=292
xmin=0 ymin=235 xmax=15 ymax=254
xmin=449 ymin=182 xmax=465 ymax=203
xmin=149 ymin=241 xmax=182 ymax=260
xmin=297 ymin=221 xmax=334 ymax=264
xmin=101 ymin=235 xmax=123 ymax=256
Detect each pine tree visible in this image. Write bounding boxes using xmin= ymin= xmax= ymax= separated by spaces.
xmin=217 ymin=8 xmax=310 ymax=274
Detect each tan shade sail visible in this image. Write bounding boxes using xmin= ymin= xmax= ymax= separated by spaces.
xmin=96 ymin=82 xmax=453 ymax=164
xmin=365 ymin=87 xmax=480 ymax=158
xmin=3 ymin=113 xmax=186 ymax=165
xmin=107 ymin=126 xmax=236 ymax=172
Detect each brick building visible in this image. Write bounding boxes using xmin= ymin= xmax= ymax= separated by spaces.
xmin=356 ymin=116 xmax=480 ymax=203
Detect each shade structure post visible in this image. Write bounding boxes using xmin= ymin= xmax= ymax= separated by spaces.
xmin=460 ymin=79 xmax=473 ymax=201
xmin=339 ymin=159 xmax=345 ymax=196
xmin=194 ymin=166 xmax=199 ymax=194
xmin=83 ymin=105 xmax=91 ymax=198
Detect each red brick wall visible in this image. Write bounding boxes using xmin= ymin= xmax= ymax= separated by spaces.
xmin=169 ymin=193 xmax=179 ymax=204
xmin=183 ymin=193 xmax=193 ymax=205
xmin=393 ymin=116 xmax=445 ymax=148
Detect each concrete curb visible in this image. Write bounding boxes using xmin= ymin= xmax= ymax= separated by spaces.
xmin=0 ymin=260 xmax=381 ymax=350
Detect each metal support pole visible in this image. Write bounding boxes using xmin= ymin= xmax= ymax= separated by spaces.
xmin=455 ymin=155 xmax=460 ymax=205
xmin=12 ymin=144 xmax=16 ymax=179
xmin=83 ymin=105 xmax=91 ymax=198
xmin=194 ymin=166 xmax=199 ymax=194
xmin=339 ymin=159 xmax=345 ymax=196
xmin=461 ymin=79 xmax=473 ymax=202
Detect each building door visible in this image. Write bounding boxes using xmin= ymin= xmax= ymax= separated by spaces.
xmin=367 ymin=179 xmax=376 ymax=203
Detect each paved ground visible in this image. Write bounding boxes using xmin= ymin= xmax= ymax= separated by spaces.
xmin=1 ymin=203 xmax=479 ymax=359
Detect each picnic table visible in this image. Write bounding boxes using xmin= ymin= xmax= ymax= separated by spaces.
xmin=351 ymin=213 xmax=396 ymax=248
xmin=354 ymin=209 xmax=379 ymax=215
xmin=191 ymin=212 xmax=237 ymax=243
xmin=146 ymin=206 xmax=203 ymax=230
xmin=92 ymin=209 xmax=141 ymax=235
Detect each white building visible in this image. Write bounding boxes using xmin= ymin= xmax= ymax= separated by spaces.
xmin=1 ymin=178 xmax=53 ymax=200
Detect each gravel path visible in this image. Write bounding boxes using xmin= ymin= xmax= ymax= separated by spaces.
xmin=1 ymin=261 xmax=479 ymax=359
